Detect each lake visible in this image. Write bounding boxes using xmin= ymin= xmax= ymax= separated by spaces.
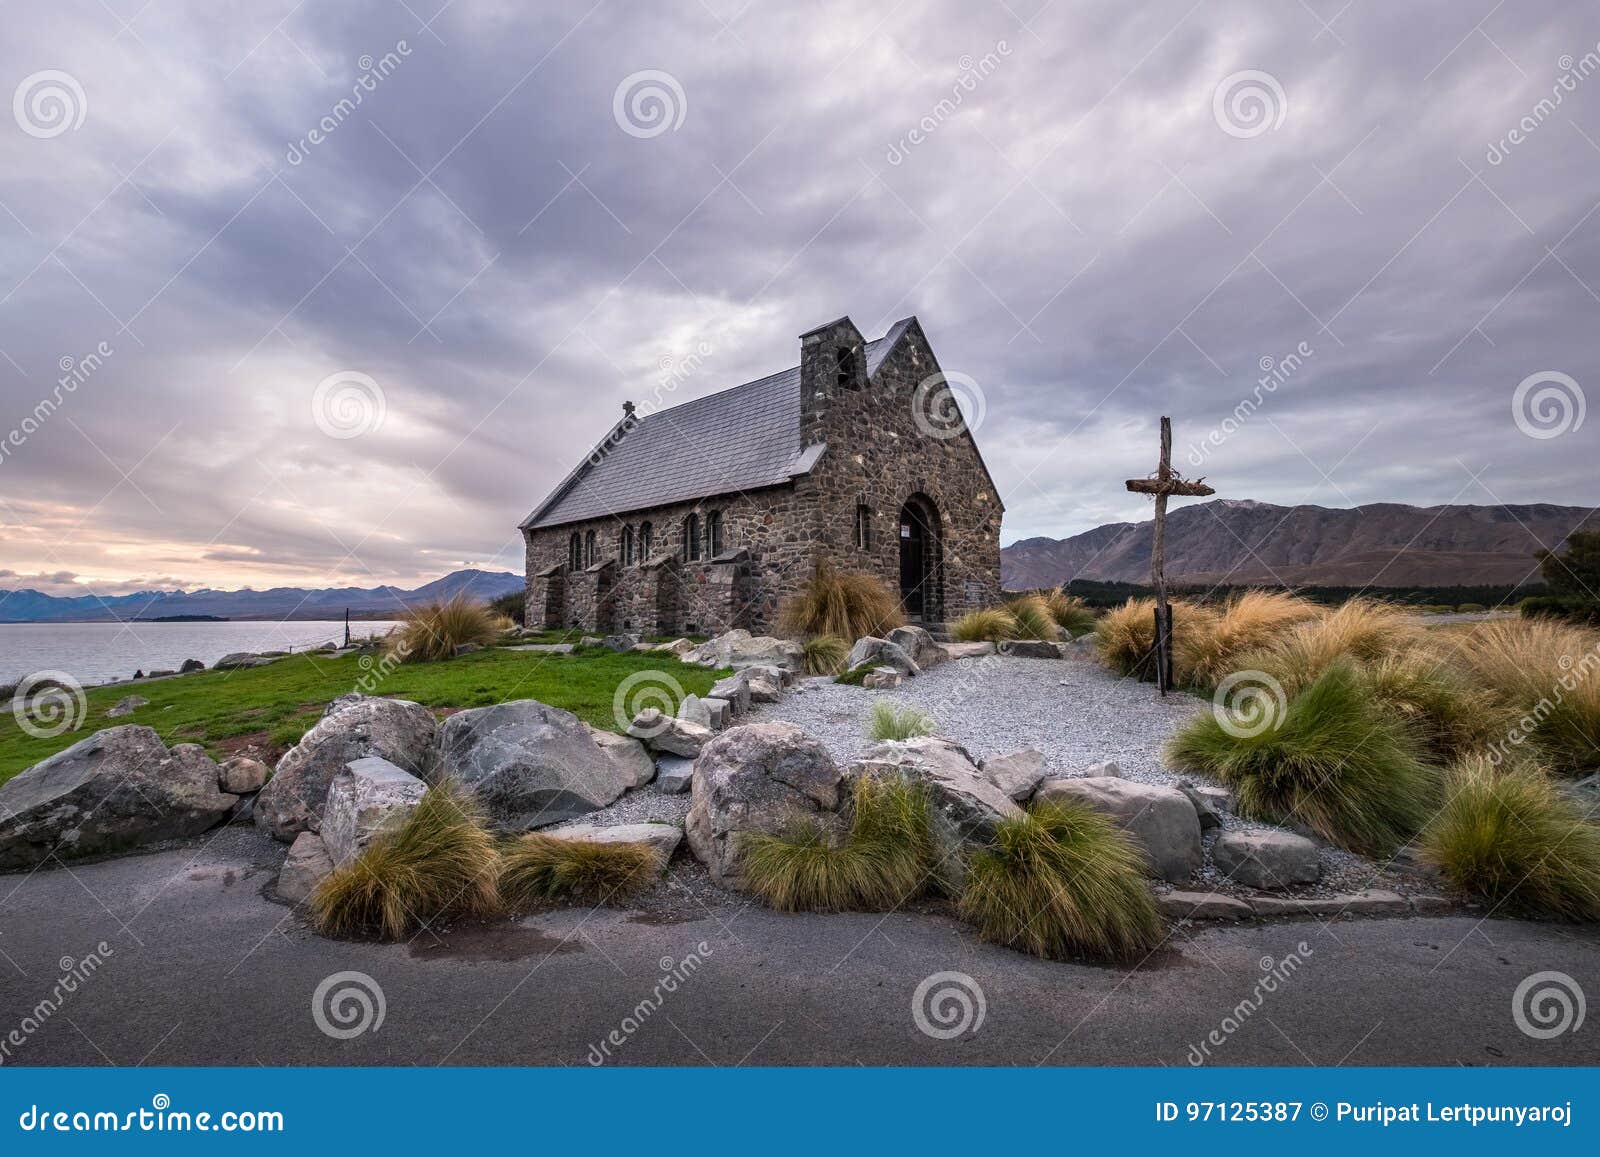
xmin=0 ymin=621 xmax=403 ymax=687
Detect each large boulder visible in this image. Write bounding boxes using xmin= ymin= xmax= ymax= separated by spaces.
xmin=320 ymin=756 xmax=428 ymax=867
xmin=887 ymin=625 xmax=946 ymax=669
xmin=686 ymin=722 xmax=842 ymax=884
xmin=998 ymin=639 xmax=1063 ymax=659
xmin=213 ymin=652 xmax=267 ymax=671
xmin=585 ymin=725 xmax=656 ymax=788
xmin=438 ymin=700 xmax=631 ymax=830
xmin=545 ymin=821 xmax=683 ymax=866
xmin=1211 ymin=829 xmax=1321 ymax=889
xmin=276 ymin=831 xmax=334 ymax=904
xmin=1033 ymin=776 xmax=1202 ymax=884
xmin=254 ymin=695 xmax=438 ymax=841
xmin=219 ymin=756 xmax=270 ymax=794
xmin=846 ymin=636 xmax=920 ymax=677
xmin=628 ymin=709 xmax=713 ymax=758
xmin=709 ymin=674 xmax=751 ymax=716
xmin=685 ymin=630 xmax=803 ymax=672
xmin=0 ymin=727 xmax=237 ymax=868
xmin=740 ymin=666 xmax=784 ymax=703
xmin=979 ymin=748 xmax=1049 ymax=802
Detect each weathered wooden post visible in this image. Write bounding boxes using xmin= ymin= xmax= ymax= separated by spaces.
xmin=1125 ymin=416 xmax=1214 ymax=694
xmin=343 ymin=608 xmax=350 ymax=649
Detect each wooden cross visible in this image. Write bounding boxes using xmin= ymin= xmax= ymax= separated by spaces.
xmin=1125 ymin=416 xmax=1215 ymax=693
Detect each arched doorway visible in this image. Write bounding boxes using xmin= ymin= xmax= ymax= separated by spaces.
xmin=898 ymin=494 xmax=942 ymax=621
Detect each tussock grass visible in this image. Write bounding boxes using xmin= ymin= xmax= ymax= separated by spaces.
xmin=499 ymin=834 xmax=661 ymax=907
xmin=1095 ymin=598 xmax=1220 ymax=683
xmin=311 ymin=780 xmax=503 ymax=940
xmin=1422 ymin=757 xmax=1600 ymax=921
xmin=1177 ymin=589 xmax=1321 ymax=693
xmin=1361 ymin=652 xmax=1514 ymax=764
xmin=1452 ymin=618 xmax=1600 ymax=776
xmin=777 ymin=562 xmax=904 ymax=642
xmin=1005 ymin=594 xmax=1062 ymax=641
xmin=960 ymin=800 xmax=1163 ymax=963
xmin=1241 ymin=598 xmax=1423 ymax=695
xmin=867 ymin=700 xmax=935 ymax=741
xmin=1166 ymin=661 xmax=1436 ymax=855
xmin=386 ymin=594 xmax=514 ymax=663
xmin=951 ymin=607 xmax=1018 ymax=642
xmin=800 ymin=634 xmax=850 ymax=676
xmin=1040 ymin=588 xmax=1098 ymax=637
xmin=740 ymin=777 xmax=935 ymax=912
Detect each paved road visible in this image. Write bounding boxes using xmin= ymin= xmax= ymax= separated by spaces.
xmin=1 ymin=828 xmax=1597 ymax=1067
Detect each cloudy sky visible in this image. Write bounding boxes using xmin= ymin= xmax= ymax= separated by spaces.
xmin=0 ymin=0 xmax=1596 ymax=597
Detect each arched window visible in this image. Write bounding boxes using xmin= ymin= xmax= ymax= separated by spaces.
xmin=639 ymin=521 xmax=653 ymax=561
xmin=706 ymin=509 xmax=724 ymax=557
xmin=620 ymin=524 xmax=633 ymax=566
xmin=854 ymin=503 xmax=872 ymax=550
xmin=584 ymin=529 xmax=597 ymax=567
xmin=568 ymin=532 xmax=581 ymax=571
xmin=684 ymin=513 xmax=700 ymax=561
xmin=835 ymin=345 xmax=853 ymax=388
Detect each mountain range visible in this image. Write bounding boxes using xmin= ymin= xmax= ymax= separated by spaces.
xmin=1000 ymin=501 xmax=1597 ymax=590
xmin=0 ymin=569 xmax=523 ymax=624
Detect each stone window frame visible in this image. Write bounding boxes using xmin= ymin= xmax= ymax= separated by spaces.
xmin=639 ymin=520 xmax=653 ymax=561
xmin=620 ymin=524 xmax=634 ymax=567
xmin=854 ymin=502 xmax=872 ymax=551
xmin=834 ymin=345 xmax=853 ymax=388
xmin=706 ymin=509 xmax=724 ymax=557
xmin=683 ymin=512 xmax=701 ymax=561
xmin=568 ymin=531 xmax=581 ymax=572
xmin=584 ymin=529 xmax=597 ymax=567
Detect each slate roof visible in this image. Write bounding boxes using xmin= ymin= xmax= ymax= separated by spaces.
xmin=521 ymin=320 xmax=914 ymax=530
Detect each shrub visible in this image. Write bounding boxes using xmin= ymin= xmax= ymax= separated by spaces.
xmin=1360 ymin=653 xmax=1512 ymax=763
xmin=1094 ymin=598 xmax=1220 ymax=683
xmin=311 ymin=780 xmax=502 ymax=940
xmin=499 ymin=834 xmax=661 ymax=907
xmin=1520 ymin=595 xmax=1600 ymax=626
xmin=1166 ymin=661 xmax=1436 ymax=855
xmin=867 ymin=700 xmax=935 ymax=741
xmin=1040 ymin=588 xmax=1098 ymax=637
xmin=777 ymin=562 xmax=904 ymax=642
xmin=834 ymin=663 xmax=877 ymax=686
xmin=1005 ymin=594 xmax=1061 ymax=641
xmin=1177 ymin=589 xmax=1321 ymax=693
xmin=1240 ymin=597 xmax=1424 ymax=695
xmin=951 ymin=607 xmax=1018 ymax=642
xmin=386 ymin=594 xmax=514 ymax=663
xmin=740 ymin=777 xmax=935 ymax=912
xmin=1453 ymin=618 xmax=1600 ymax=776
xmin=1421 ymin=757 xmax=1600 ymax=921
xmin=1455 ymin=603 xmax=1487 ymax=614
xmin=959 ymin=800 xmax=1163 ymax=963
xmin=800 ymin=634 xmax=850 ymax=676
xmin=488 ymin=589 xmax=526 ymax=627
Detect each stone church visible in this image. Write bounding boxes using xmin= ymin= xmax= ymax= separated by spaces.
xmin=520 ymin=315 xmax=1003 ymax=636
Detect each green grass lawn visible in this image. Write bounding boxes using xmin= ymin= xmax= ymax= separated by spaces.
xmin=0 ymin=646 xmax=728 ymax=785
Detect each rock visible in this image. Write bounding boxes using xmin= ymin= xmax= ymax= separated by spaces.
xmin=179 ymin=658 xmax=205 ymax=673
xmin=276 ymin=832 xmax=334 ymax=904
xmin=701 ymin=697 xmax=732 ymax=730
xmin=862 ymin=667 xmax=903 ymax=690
xmin=321 ymin=756 xmax=428 ymax=866
xmin=254 ymin=695 xmax=439 ymax=841
xmin=686 ymin=722 xmax=842 ymax=884
xmin=997 ymin=639 xmax=1062 ymax=659
xmin=741 ymin=667 xmax=784 ymax=703
xmin=684 ymin=629 xmax=804 ymax=672
xmin=148 ymin=669 xmax=175 ymax=678
xmin=219 ymin=756 xmax=271 ymax=794
xmin=438 ymin=699 xmax=631 ymax=830
xmin=1250 ymin=890 xmax=1409 ymax=918
xmin=0 ymin=727 xmax=237 ymax=868
xmin=453 ymin=643 xmax=484 ymax=657
xmin=601 ymin=634 xmax=641 ymax=652
xmin=846 ymin=636 xmax=921 ymax=677
xmin=851 ymin=737 xmax=1022 ymax=885
xmin=652 ymin=638 xmax=695 ymax=656
xmin=227 ymin=794 xmax=256 ymax=826
xmin=546 ymin=821 xmax=682 ymax=865
xmin=105 ymin=695 xmax=149 ymax=718
xmin=1410 ymin=894 xmax=1454 ymax=915
xmin=677 ymin=694 xmax=731 ymax=731
xmin=506 ymin=643 xmax=575 ymax=654
xmin=979 ymin=748 xmax=1048 ymax=802
xmin=709 ymin=674 xmax=751 ymax=716
xmin=1082 ymin=760 xmax=1121 ymax=778
xmin=1178 ymin=780 xmax=1229 ymax=828
xmin=941 ymin=641 xmax=995 ymax=660
xmin=213 ymin=652 xmax=266 ymax=670
xmin=655 ymin=756 xmax=695 ymax=794
xmin=886 ymin=624 xmax=946 ymax=669
xmin=628 ymin=708 xmax=714 ymax=757
xmin=631 ymin=642 xmax=656 ymax=652
xmin=585 ymin=726 xmax=656 ymax=788
xmin=579 ymin=635 xmax=604 ymax=648
xmin=1211 ymin=829 xmax=1320 ymax=889
xmin=1157 ymin=891 xmax=1254 ymax=921
xmin=1033 ymin=776 xmax=1202 ymax=884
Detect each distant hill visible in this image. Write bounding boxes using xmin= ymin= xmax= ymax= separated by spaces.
xmin=1001 ymin=501 xmax=1598 ymax=590
xmin=0 ymin=569 xmax=523 ymax=623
